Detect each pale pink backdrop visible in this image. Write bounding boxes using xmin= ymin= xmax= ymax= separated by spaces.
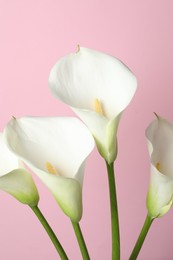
xmin=0 ymin=0 xmax=173 ymax=259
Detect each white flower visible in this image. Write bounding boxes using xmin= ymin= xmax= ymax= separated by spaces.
xmin=0 ymin=133 xmax=39 ymax=206
xmin=146 ymin=115 xmax=173 ymax=218
xmin=4 ymin=117 xmax=94 ymax=222
xmin=48 ymin=47 xmax=137 ymax=163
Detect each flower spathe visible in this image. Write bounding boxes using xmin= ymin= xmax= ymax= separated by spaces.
xmin=4 ymin=116 xmax=94 ymax=222
xmin=146 ymin=115 xmax=173 ymax=218
xmin=0 ymin=133 xmax=39 ymax=206
xmin=48 ymin=47 xmax=137 ymax=163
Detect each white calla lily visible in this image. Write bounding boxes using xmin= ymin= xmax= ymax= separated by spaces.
xmin=0 ymin=133 xmax=39 ymax=206
xmin=4 ymin=117 xmax=94 ymax=222
xmin=146 ymin=115 xmax=173 ymax=218
xmin=48 ymin=47 xmax=137 ymax=163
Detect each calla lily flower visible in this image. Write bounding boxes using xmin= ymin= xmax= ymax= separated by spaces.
xmin=48 ymin=47 xmax=137 ymax=163
xmin=4 ymin=116 xmax=94 ymax=222
xmin=146 ymin=115 xmax=173 ymax=218
xmin=0 ymin=133 xmax=39 ymax=206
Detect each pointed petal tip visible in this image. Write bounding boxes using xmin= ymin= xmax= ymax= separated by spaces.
xmin=153 ymin=112 xmax=159 ymax=120
xmin=76 ymin=44 xmax=80 ymax=53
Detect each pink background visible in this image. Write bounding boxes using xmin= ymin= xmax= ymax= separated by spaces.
xmin=0 ymin=0 xmax=173 ymax=259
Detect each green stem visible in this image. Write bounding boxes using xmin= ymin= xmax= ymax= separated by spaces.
xmin=30 ymin=205 xmax=68 ymax=260
xmin=71 ymin=221 xmax=90 ymax=260
xmin=106 ymin=161 xmax=120 ymax=260
xmin=129 ymin=215 xmax=154 ymax=260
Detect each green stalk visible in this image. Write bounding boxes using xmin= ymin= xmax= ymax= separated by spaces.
xmin=71 ymin=221 xmax=90 ymax=260
xmin=30 ymin=205 xmax=68 ymax=260
xmin=105 ymin=161 xmax=120 ymax=260
xmin=129 ymin=215 xmax=154 ymax=260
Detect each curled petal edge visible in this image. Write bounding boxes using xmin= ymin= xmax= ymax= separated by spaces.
xmin=28 ymin=168 xmax=82 ymax=222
